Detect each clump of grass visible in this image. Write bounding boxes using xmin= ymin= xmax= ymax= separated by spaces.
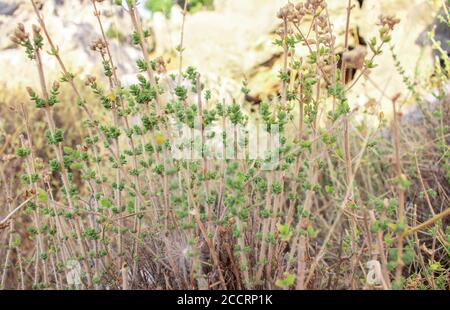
xmin=0 ymin=0 xmax=448 ymax=290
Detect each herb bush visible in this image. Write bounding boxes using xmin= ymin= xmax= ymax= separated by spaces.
xmin=0 ymin=0 xmax=449 ymax=290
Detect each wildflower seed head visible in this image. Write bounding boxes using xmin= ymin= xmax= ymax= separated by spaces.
xmin=315 ymin=15 xmax=329 ymax=30
xmin=277 ymin=4 xmax=292 ymax=20
xmin=52 ymin=81 xmax=60 ymax=92
xmin=278 ymin=2 xmax=307 ymax=23
xmin=84 ymin=75 xmax=97 ymax=86
xmin=31 ymin=24 xmax=43 ymax=50
xmin=32 ymin=0 xmax=44 ymax=10
xmin=378 ymin=15 xmax=400 ymax=31
xmin=305 ymin=0 xmax=326 ymax=12
xmin=90 ymin=38 xmax=107 ymax=54
xmin=11 ymin=23 xmax=30 ymax=44
xmin=278 ymin=1 xmax=327 ymax=24
xmin=155 ymin=56 xmax=167 ymax=74
xmin=295 ymin=3 xmax=304 ymax=11
xmin=32 ymin=24 xmax=41 ymax=36
xmin=26 ymin=86 xmax=35 ymax=97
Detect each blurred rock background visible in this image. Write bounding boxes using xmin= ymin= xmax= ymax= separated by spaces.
xmin=0 ymin=0 xmax=446 ymax=116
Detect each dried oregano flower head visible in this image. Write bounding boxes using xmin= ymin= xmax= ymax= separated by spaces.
xmin=378 ymin=15 xmax=401 ymax=31
xmin=26 ymin=86 xmax=35 ymax=97
xmin=277 ymin=2 xmax=309 ymax=23
xmin=84 ymin=75 xmax=97 ymax=86
xmin=32 ymin=24 xmax=41 ymax=36
xmin=305 ymin=0 xmax=327 ymax=12
xmin=32 ymin=25 xmax=42 ymax=47
xmin=276 ymin=1 xmax=334 ymax=47
xmin=315 ymin=15 xmax=330 ymax=32
xmin=10 ymin=23 xmax=29 ymax=44
xmin=90 ymin=38 xmax=107 ymax=55
xmin=278 ymin=0 xmax=326 ymax=19
xmin=52 ymin=81 xmax=60 ymax=92
xmin=277 ymin=2 xmax=294 ymax=20
xmin=32 ymin=0 xmax=43 ymax=10
xmin=155 ymin=56 xmax=167 ymax=74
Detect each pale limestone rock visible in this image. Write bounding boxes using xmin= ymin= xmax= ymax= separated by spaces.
xmin=0 ymin=0 xmax=140 ymax=89
xmin=0 ymin=0 xmax=443 ymax=123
